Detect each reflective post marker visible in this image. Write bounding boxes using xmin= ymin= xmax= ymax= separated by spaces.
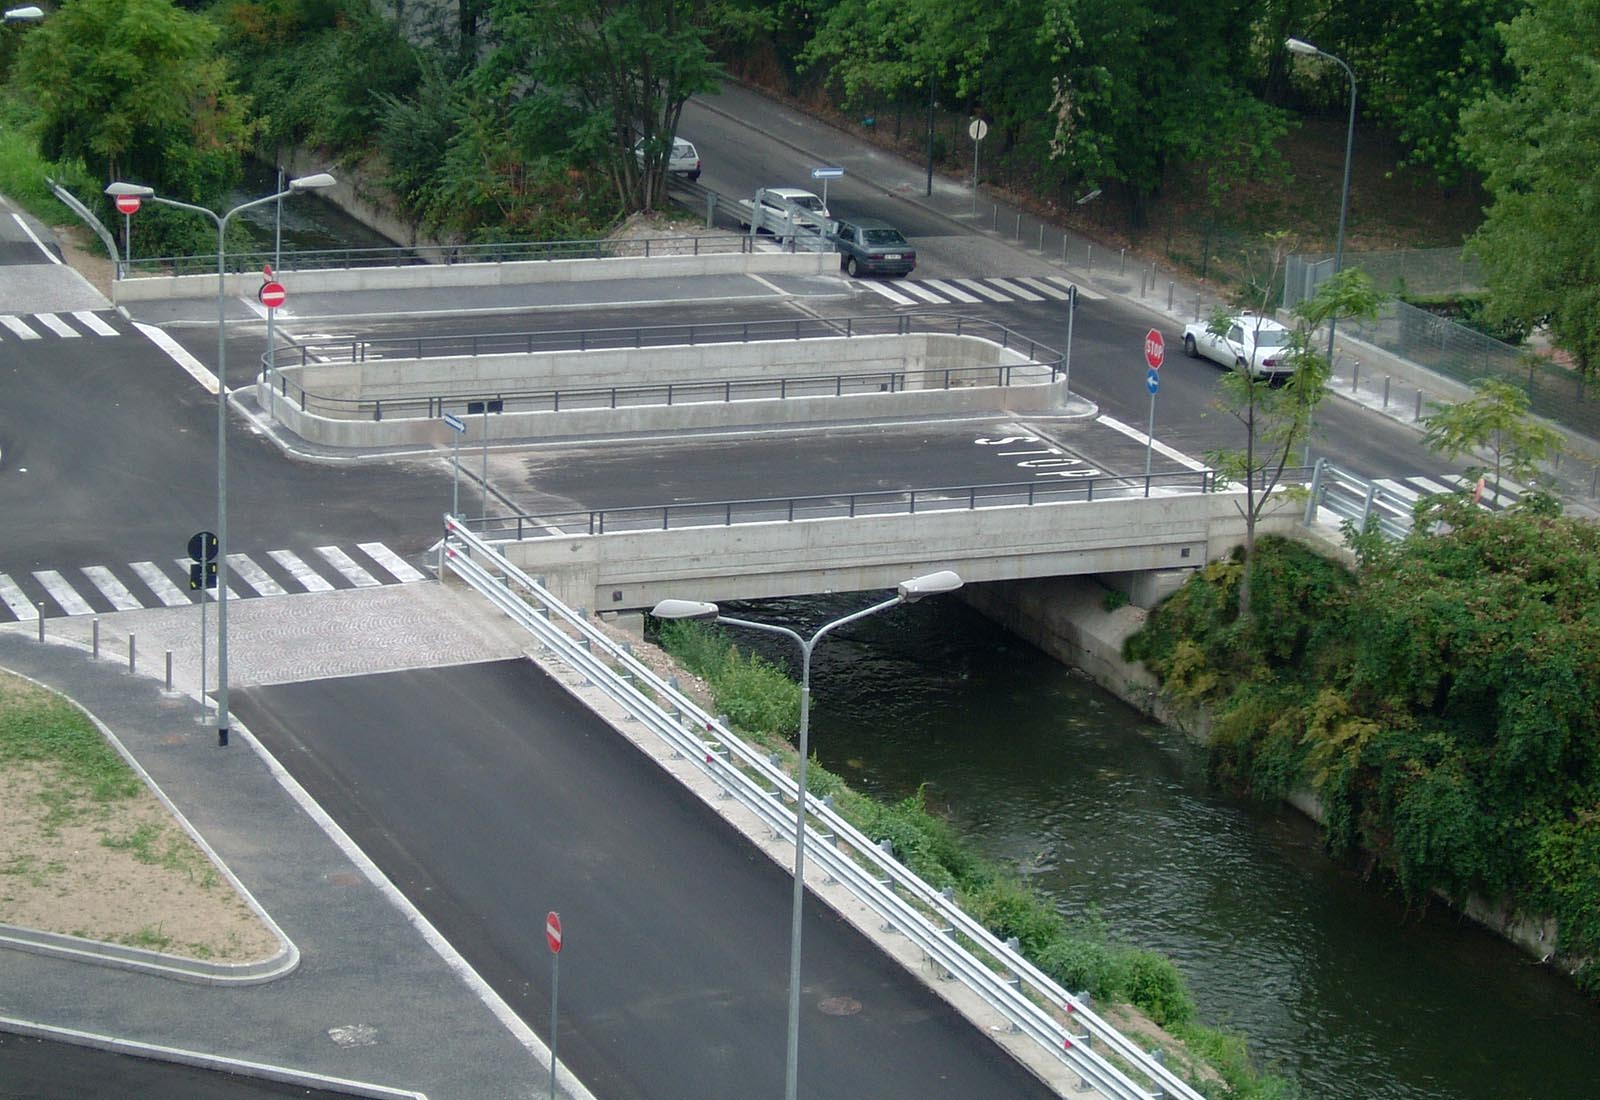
xmin=546 ymin=911 xmax=563 ymax=1100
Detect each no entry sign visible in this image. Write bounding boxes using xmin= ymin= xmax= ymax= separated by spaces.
xmin=114 ymin=195 xmax=141 ymax=215
xmin=545 ymin=911 xmax=563 ymax=954
xmin=259 ymin=281 xmax=286 ymax=309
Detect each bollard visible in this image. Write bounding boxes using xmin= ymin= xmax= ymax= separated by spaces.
xmin=704 ymin=193 xmax=715 ymax=228
xmin=1415 ymin=390 xmax=1424 ymax=420
xmin=1168 ymin=280 xmax=1174 ymax=310
xmin=1119 ymin=247 xmax=1126 ymax=275
xmin=1591 ymin=462 xmax=1598 ymax=498
xmin=1014 ymin=212 xmax=1021 ymax=239
xmin=1351 ymin=359 xmax=1361 ymax=393
xmin=1086 ymin=244 xmax=1092 ymax=271
xmin=165 ymin=650 xmax=174 ymax=693
xmin=92 ymin=618 xmax=100 ymax=659
xmin=37 ymin=603 xmax=44 ymax=643
xmin=128 ymin=634 xmax=136 ymax=675
xmin=1383 ymin=375 xmax=1391 ymax=408
xmin=1149 ymin=1047 xmax=1168 ymax=1099
xmin=1037 ymin=225 xmax=1044 ymax=251
xmin=1061 ymin=235 xmax=1067 ymax=262
xmin=992 ymin=204 xmax=998 ymax=230
xmin=1194 ymin=293 xmax=1201 ymax=321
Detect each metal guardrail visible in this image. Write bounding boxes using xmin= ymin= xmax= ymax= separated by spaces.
xmin=262 ymin=314 xmax=1062 ymax=423
xmin=458 ymin=472 xmax=1222 ymax=542
xmin=440 ymin=518 xmax=1205 ymax=1100
xmin=122 ymin=233 xmax=756 ymax=278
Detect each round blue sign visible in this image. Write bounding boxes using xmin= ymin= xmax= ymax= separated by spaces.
xmin=1146 ymin=368 xmax=1160 ymax=395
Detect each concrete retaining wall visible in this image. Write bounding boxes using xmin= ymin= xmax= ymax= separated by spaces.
xmin=262 ymin=333 xmax=1060 ymax=447
xmin=110 ymin=249 xmax=832 ymax=303
xmin=500 ymin=488 xmax=1303 ymax=612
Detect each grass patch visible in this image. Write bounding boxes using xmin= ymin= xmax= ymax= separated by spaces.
xmin=0 ymin=103 xmax=102 ymax=239
xmin=0 ymin=673 xmax=141 ymax=805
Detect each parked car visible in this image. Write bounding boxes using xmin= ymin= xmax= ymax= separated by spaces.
xmin=1181 ymin=313 xmax=1295 ymax=380
xmin=829 ymin=217 xmax=916 ymax=277
xmin=633 ymin=135 xmax=701 ymax=180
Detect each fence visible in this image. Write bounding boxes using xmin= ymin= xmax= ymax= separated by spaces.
xmin=1283 ymin=247 xmax=1483 ymax=309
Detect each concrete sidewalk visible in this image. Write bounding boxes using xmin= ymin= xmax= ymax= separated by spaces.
xmin=0 ymin=584 xmax=585 ymax=1100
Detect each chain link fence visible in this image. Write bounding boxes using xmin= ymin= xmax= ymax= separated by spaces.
xmin=1284 ymin=247 xmax=1484 ymax=309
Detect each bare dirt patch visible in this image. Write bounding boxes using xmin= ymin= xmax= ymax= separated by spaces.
xmin=0 ymin=672 xmax=279 ymax=963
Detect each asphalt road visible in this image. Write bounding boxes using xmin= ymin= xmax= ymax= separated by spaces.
xmin=231 ymin=659 xmax=1061 ymax=1100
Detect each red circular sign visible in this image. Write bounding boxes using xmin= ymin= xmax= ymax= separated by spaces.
xmin=545 ymin=911 xmax=563 ymax=954
xmin=259 ymin=281 xmax=287 ymax=309
xmin=114 ymin=195 xmax=141 ymax=215
xmin=1144 ymin=328 xmax=1166 ymax=370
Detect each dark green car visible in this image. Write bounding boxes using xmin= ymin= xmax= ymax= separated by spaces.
xmin=829 ymin=217 xmax=917 ymax=278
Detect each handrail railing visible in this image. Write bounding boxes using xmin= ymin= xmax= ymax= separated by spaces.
xmin=455 ymin=471 xmax=1262 ymax=541
xmin=261 ymin=314 xmax=1063 ymax=423
xmin=440 ymin=517 xmax=1206 ymax=1100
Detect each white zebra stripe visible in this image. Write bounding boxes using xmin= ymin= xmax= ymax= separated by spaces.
xmin=1045 ymin=275 xmax=1104 ymax=300
xmin=951 ymin=279 xmax=1012 ymax=302
xmin=131 ymin=561 xmax=191 ymax=607
xmin=33 ymin=570 xmax=93 ymax=616
xmin=81 ymin=566 xmax=143 ymax=611
xmin=226 ymin=553 xmax=286 ymax=596
xmin=894 ymin=280 xmax=948 ymax=304
xmin=316 ymin=546 xmax=381 ymax=587
xmin=919 ymin=279 xmax=983 ymax=303
xmin=72 ymin=311 xmax=120 ymax=336
xmin=1015 ymin=277 xmax=1073 ymax=300
xmin=0 ymin=574 xmax=38 ymax=620
xmin=33 ymin=313 xmax=79 ymax=338
xmin=358 ymin=543 xmax=427 ymax=583
xmin=858 ymin=280 xmax=918 ymax=306
xmin=268 ymin=549 xmax=334 ymax=592
xmin=1 ymin=316 xmax=41 ymax=340
xmin=985 ymin=277 xmax=1045 ymax=302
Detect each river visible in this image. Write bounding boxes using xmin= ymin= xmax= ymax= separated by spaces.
xmin=723 ymin=594 xmax=1600 ymax=1099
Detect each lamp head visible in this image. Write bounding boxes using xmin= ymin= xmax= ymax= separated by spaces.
xmin=288 ymin=172 xmax=336 ymax=192
xmin=651 ymin=598 xmax=720 ymax=622
xmin=3 ymin=6 xmax=44 ymax=22
xmin=1285 ymin=37 xmax=1320 ymax=56
xmin=104 ymin=181 xmax=155 ymax=199
xmin=897 ymin=570 xmax=963 ymax=603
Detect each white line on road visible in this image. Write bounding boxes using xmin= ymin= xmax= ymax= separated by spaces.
xmin=268 ymin=550 xmax=335 ymax=592
xmin=135 ymin=323 xmax=219 ymax=394
xmin=895 ymin=280 xmax=948 ymax=304
xmin=11 ymin=212 xmax=61 ymax=265
xmin=1093 ymin=413 xmax=1210 ymax=471
xmin=131 ymin=561 xmax=191 ymax=607
xmin=952 ymin=278 xmax=1012 ymax=302
xmin=986 ymin=277 xmax=1045 ymax=302
xmin=1046 ymin=275 xmax=1104 ymax=300
xmin=358 ymin=543 xmax=427 ymax=583
xmin=33 ymin=313 xmax=79 ymax=338
xmin=1015 ymin=277 xmax=1072 ymax=300
xmin=919 ymin=279 xmax=982 ymax=303
xmin=0 ymin=316 xmax=40 ymax=340
xmin=72 ymin=310 xmax=120 ymax=336
xmin=81 ymin=566 xmax=143 ymax=611
xmin=227 ymin=553 xmax=286 ymax=596
xmin=316 ymin=546 xmax=382 ymax=587
xmin=33 ymin=570 xmax=93 ymax=616
xmin=0 ymin=574 xmax=38 ymax=620
xmin=857 ymin=280 xmax=917 ymax=306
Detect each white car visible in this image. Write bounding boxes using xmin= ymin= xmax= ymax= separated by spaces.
xmin=1181 ymin=313 xmax=1296 ymax=380
xmin=756 ymin=187 xmax=830 ymax=230
xmin=633 ymin=136 xmax=701 ymax=180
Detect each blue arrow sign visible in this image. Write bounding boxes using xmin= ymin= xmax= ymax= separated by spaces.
xmin=810 ymin=166 xmax=845 ymax=179
xmin=442 ymin=412 xmax=466 ymax=433
xmin=1146 ymin=368 xmax=1160 ymax=395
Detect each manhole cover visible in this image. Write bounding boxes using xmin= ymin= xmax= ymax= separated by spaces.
xmin=324 ymin=870 xmax=363 ymax=888
xmin=159 ymin=734 xmax=186 ymax=746
xmin=817 ymin=996 xmax=861 ymax=1017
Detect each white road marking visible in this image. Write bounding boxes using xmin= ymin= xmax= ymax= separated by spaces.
xmin=227 ymin=553 xmax=286 ymax=596
xmin=895 ymin=280 xmax=948 ymax=303
xmin=1 ymin=316 xmax=41 ymax=340
xmin=952 ymin=278 xmax=1012 ymax=302
xmin=72 ymin=310 xmax=120 ymax=336
xmin=268 ymin=550 xmax=335 ymax=592
xmin=1410 ymin=476 xmax=1456 ymax=496
xmin=33 ymin=313 xmax=79 ymax=338
xmin=1046 ymin=275 xmax=1104 ymax=300
xmin=858 ymin=280 xmax=917 ymax=306
xmin=131 ymin=561 xmax=191 ymax=607
xmin=11 ymin=212 xmax=61 ymax=265
xmin=358 ymin=542 xmax=426 ymax=583
xmin=0 ymin=574 xmax=38 ymax=620
xmin=316 ymin=546 xmax=381 ymax=587
xmin=1015 ymin=277 xmax=1072 ymax=300
xmin=81 ymin=566 xmax=143 ymax=611
xmin=986 ymin=277 xmax=1045 ymax=302
xmin=746 ymin=273 xmax=787 ymax=296
xmin=1093 ymin=413 xmax=1210 ymax=471
xmin=919 ymin=279 xmax=983 ymax=303
xmin=33 ymin=570 xmax=93 ymax=616
xmin=135 ymin=323 xmax=219 ymax=394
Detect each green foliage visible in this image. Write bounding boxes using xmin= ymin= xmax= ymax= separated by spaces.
xmin=0 ymin=675 xmax=141 ymax=803
xmin=1460 ymin=0 xmax=1600 ymax=376
xmin=1420 ymin=378 xmax=1565 ymax=503
xmin=1128 ymin=512 xmax=1600 ymax=985
xmin=653 ymin=620 xmax=801 ymax=735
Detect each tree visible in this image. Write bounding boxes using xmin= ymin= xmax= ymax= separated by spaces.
xmin=1420 ymin=377 xmax=1564 ymax=505
xmin=12 ymin=0 xmax=250 ymax=202
xmin=483 ymin=0 xmax=736 ymax=212
xmin=1206 ymin=256 xmax=1380 ymax=618
xmin=1460 ymin=0 xmax=1600 ymax=376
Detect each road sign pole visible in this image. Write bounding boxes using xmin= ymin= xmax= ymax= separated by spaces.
xmin=123 ymin=212 xmax=131 ymax=275
xmin=452 ymin=434 xmax=461 ymax=517
xmin=481 ymin=407 xmax=490 ymax=521
xmin=549 ymin=946 xmax=559 ymax=1100
xmin=198 ymin=587 xmax=208 ymax=724
xmin=1144 ymin=388 xmax=1157 ymax=495
xmin=1063 ymin=284 xmax=1076 ymax=396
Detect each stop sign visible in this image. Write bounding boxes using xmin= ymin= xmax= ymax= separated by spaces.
xmin=114 ymin=195 xmax=141 ymax=215
xmin=259 ymin=281 xmax=286 ymax=309
xmin=546 ymin=911 xmax=563 ymax=954
xmin=1144 ymin=328 xmax=1165 ymax=370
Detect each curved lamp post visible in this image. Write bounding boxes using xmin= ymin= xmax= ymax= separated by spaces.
xmin=652 ymin=570 xmax=963 ymax=1100
xmin=1286 ymin=37 xmax=1356 ymax=370
xmin=2 ymin=6 xmax=43 ymax=22
xmin=104 ymin=173 xmax=336 ymax=746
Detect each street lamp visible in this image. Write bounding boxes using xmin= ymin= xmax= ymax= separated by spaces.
xmin=651 ymin=570 xmax=963 ymax=1100
xmin=1286 ymin=37 xmax=1356 ymax=370
xmin=104 ymin=173 xmax=336 ymax=747
xmin=2 ymin=6 xmax=43 ymax=22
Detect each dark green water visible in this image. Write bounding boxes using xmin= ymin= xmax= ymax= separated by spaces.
xmin=225 ymin=159 xmax=398 ymax=254
xmin=727 ymin=594 xmax=1600 ymax=1100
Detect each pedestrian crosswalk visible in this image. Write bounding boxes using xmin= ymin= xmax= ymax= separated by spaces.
xmin=0 ymin=542 xmax=429 ymax=622
xmin=0 ymin=310 xmax=127 ymax=342
xmin=1372 ymin=472 xmax=1524 ymax=513
xmin=855 ymin=274 xmax=1106 ymax=308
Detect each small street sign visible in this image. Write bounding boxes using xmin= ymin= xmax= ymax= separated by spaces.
xmin=968 ymin=119 xmax=989 ymax=142
xmin=259 ymin=281 xmax=287 ymax=309
xmin=810 ymin=166 xmax=844 ymax=179
xmin=114 ymin=195 xmax=141 ymax=215
xmin=1144 ymin=329 xmax=1166 ymax=370
xmin=546 ymin=911 xmax=563 ymax=954
xmin=188 ymin=531 xmax=218 ymax=562
xmin=1146 ymin=368 xmax=1160 ymax=395
xmin=188 ymin=561 xmax=218 ymax=591
xmin=443 ymin=412 xmax=466 ymax=433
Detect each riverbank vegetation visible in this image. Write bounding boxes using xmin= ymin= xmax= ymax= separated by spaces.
xmin=653 ymin=618 xmax=1298 ymax=1098
xmin=1125 ymin=512 xmax=1600 ymax=998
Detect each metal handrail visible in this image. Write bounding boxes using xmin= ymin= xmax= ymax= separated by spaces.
xmin=440 ymin=519 xmax=1202 ymax=1100
xmin=458 ymin=473 xmax=1223 ymax=541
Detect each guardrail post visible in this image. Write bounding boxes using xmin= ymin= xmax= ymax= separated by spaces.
xmin=705 ymin=193 xmax=715 ymax=227
xmin=1304 ymin=458 xmax=1325 ymax=525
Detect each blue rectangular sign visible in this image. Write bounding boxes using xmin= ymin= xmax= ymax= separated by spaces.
xmin=442 ymin=413 xmax=467 ymax=433
xmin=810 ymin=166 xmax=845 ymax=179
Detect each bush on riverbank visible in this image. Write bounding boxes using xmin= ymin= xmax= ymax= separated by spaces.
xmin=653 ymin=618 xmax=1297 ymax=1097
xmin=1126 ymin=515 xmax=1600 ymax=996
